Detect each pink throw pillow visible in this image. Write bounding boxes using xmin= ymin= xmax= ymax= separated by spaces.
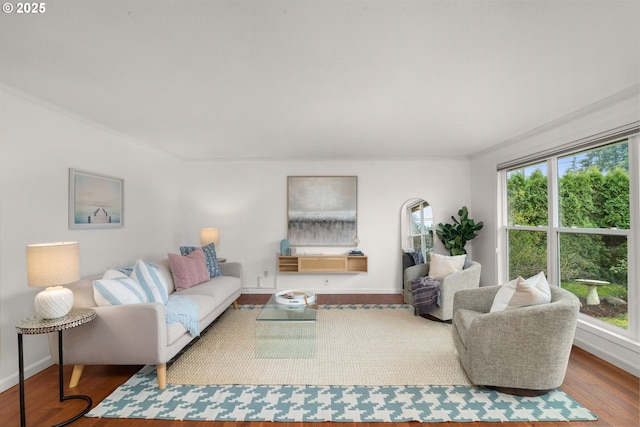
xmin=168 ymin=247 xmax=210 ymax=290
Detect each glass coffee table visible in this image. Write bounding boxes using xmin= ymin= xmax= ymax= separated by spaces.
xmin=255 ymin=293 xmax=317 ymax=358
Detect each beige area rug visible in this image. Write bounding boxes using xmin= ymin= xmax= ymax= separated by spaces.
xmin=167 ymin=305 xmax=471 ymax=386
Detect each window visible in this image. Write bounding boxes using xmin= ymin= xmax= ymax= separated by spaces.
xmin=503 ymin=139 xmax=633 ymax=333
xmin=557 ymin=142 xmax=629 ymax=329
xmin=410 ymin=201 xmax=433 ymax=261
xmin=506 ymin=162 xmax=548 ymax=279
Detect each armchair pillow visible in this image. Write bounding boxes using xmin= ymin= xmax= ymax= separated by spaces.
xmin=490 ymin=271 xmax=551 ymax=312
xmin=428 ymin=253 xmax=466 ymax=280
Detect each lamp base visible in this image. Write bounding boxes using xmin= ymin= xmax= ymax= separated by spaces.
xmin=34 ymin=286 xmax=74 ymax=319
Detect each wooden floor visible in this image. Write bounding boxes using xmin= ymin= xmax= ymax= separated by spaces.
xmin=1 ymin=294 xmax=638 ymax=427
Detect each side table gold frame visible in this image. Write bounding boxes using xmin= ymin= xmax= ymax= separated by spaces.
xmin=16 ymin=308 xmax=96 ymax=427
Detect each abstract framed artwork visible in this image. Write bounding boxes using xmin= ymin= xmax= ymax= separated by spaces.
xmin=287 ymin=176 xmax=357 ymax=246
xmin=69 ymin=169 xmax=124 ymax=229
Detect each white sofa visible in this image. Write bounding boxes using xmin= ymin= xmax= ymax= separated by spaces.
xmin=49 ymin=257 xmax=242 ymax=389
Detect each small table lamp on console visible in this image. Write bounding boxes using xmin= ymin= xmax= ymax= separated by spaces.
xmin=201 ymin=227 xmax=220 ymax=246
xmin=26 ymin=242 xmax=79 ymax=319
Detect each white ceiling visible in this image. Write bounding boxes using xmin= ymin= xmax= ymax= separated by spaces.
xmin=1 ymin=1 xmax=639 ymax=160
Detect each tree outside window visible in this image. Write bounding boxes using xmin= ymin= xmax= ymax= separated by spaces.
xmin=505 ymin=141 xmax=629 ymax=330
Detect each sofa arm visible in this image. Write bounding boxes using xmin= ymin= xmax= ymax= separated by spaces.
xmin=50 ymin=302 xmax=168 ymax=366
xmin=220 ymin=261 xmax=242 ymax=279
xmin=440 ymin=262 xmax=481 ymax=297
xmin=453 ymin=285 xmax=499 ymax=313
xmin=403 ymin=263 xmax=430 ymax=285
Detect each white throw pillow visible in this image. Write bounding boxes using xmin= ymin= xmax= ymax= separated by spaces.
xmin=428 ymin=253 xmax=467 ymax=280
xmin=526 ymin=271 xmax=551 ymax=302
xmin=507 ymin=276 xmax=551 ymax=310
xmin=93 ymin=270 xmax=148 ymax=306
xmin=489 ymin=277 xmax=518 ymax=312
xmin=130 ymin=259 xmax=169 ymax=304
xmin=490 ymin=271 xmax=552 ymax=312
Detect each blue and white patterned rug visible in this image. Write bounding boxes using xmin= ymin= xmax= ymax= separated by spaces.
xmin=88 ymin=365 xmax=597 ymax=422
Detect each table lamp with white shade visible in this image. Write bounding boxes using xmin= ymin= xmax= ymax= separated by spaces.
xmin=26 ymin=242 xmax=79 ymax=319
xmin=200 ymin=228 xmax=219 ymax=246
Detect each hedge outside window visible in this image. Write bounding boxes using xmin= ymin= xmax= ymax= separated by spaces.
xmin=504 ymin=140 xmax=630 ymax=332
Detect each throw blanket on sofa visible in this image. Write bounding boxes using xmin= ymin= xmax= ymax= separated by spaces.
xmin=411 ymin=276 xmax=441 ymax=316
xmin=166 ymin=295 xmax=200 ymax=336
xmin=408 ymin=251 xmax=425 ymax=265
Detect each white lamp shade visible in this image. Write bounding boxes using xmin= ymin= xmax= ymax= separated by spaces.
xmin=26 ymin=242 xmax=80 ymax=287
xmin=26 ymin=242 xmax=79 ymax=319
xmin=200 ymin=228 xmax=220 ymax=246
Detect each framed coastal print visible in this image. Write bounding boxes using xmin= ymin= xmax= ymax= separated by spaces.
xmin=69 ymin=169 xmax=124 ymax=229
xmin=287 ymin=176 xmax=357 ymax=246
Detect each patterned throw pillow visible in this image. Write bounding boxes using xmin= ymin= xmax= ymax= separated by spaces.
xmin=130 ymin=259 xmax=169 ymax=304
xmin=180 ymin=243 xmax=222 ymax=277
xmin=93 ymin=270 xmax=148 ymax=306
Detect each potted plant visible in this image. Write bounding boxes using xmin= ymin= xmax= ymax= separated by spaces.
xmin=436 ymin=206 xmax=483 ymax=256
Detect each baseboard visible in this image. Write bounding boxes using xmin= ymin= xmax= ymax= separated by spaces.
xmin=0 ymin=355 xmax=52 ymax=393
xmin=574 ymin=320 xmax=640 ymax=377
xmin=242 ymin=287 xmax=403 ymax=295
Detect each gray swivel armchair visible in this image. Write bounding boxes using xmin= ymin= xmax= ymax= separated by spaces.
xmin=452 ymin=285 xmax=580 ymax=395
xmin=403 ymin=258 xmax=481 ymax=321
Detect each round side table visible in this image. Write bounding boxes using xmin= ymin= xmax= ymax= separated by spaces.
xmin=16 ymin=307 xmax=96 ymax=427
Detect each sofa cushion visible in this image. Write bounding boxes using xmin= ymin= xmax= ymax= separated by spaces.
xmin=429 ymin=253 xmax=466 ymax=280
xmin=180 ymin=243 xmax=222 ymax=278
xmin=168 ymin=248 xmax=210 ymax=290
xmin=175 ymin=275 xmax=241 ymax=305
xmin=92 ymin=270 xmax=148 ymax=306
xmin=166 ymin=294 xmax=215 ymax=345
xmin=130 ymin=259 xmax=169 ymax=304
xmin=490 ymin=271 xmax=551 ymax=312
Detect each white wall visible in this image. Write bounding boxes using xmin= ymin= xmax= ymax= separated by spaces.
xmin=178 ymin=159 xmax=473 ymax=293
xmin=0 ymin=86 xmax=183 ymax=391
xmin=470 ymin=86 xmax=640 ymax=376
xmin=0 ymin=85 xmax=475 ymax=391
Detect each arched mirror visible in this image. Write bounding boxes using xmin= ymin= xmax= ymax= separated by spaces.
xmin=400 ymin=198 xmax=433 ymax=286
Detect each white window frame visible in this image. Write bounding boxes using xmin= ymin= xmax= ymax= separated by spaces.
xmin=500 ymin=135 xmax=638 ymax=342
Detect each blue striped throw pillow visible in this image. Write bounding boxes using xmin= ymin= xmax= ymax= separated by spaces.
xmin=93 ymin=270 xmax=148 ymax=306
xmin=130 ymin=259 xmax=169 ymax=304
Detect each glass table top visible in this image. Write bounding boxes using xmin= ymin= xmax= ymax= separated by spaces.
xmin=256 ymin=293 xmax=318 ymax=322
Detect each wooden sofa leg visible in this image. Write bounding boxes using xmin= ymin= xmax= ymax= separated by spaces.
xmin=157 ymin=363 xmax=167 ymax=389
xmin=69 ymin=365 xmax=84 ymax=388
xmin=233 ymin=300 xmax=238 ymax=310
